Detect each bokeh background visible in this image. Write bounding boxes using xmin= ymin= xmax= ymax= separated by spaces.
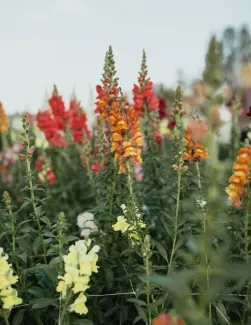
xmin=1 ymin=0 xmax=251 ymax=122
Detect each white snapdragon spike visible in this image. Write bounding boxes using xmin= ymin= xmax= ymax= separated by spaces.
xmin=77 ymin=212 xmax=94 ymax=229
xmin=80 ymin=220 xmax=98 ymax=238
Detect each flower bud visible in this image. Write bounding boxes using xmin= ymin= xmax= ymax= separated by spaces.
xmin=18 ymin=154 xmax=25 ymax=160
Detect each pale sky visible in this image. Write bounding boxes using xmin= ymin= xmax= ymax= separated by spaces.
xmin=0 ymin=0 xmax=251 ymax=116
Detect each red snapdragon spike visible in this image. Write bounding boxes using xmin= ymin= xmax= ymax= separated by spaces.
xmin=35 ymin=157 xmax=43 ymax=171
xmin=158 ymin=98 xmax=168 ymax=119
xmin=246 ymin=106 xmax=251 ymax=117
xmin=69 ymin=99 xmax=91 ymax=143
xmin=47 ymin=168 xmax=56 ymax=185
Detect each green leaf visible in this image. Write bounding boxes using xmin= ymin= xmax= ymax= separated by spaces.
xmin=43 ymin=266 xmax=58 ymax=283
xmin=127 ymin=298 xmax=147 ymax=306
xmin=30 ymin=297 xmax=58 ymax=309
xmin=27 ymin=286 xmax=45 ymax=298
xmin=40 ymin=216 xmax=51 ymax=226
xmin=17 ymin=252 xmax=28 ymax=264
xmin=12 ymin=309 xmax=25 ymax=325
xmin=134 ymin=305 xmax=148 ymax=324
xmin=15 ymin=220 xmax=32 ymax=233
xmin=33 ymin=237 xmax=42 ymax=255
xmin=215 ymin=301 xmax=229 ymax=325
xmin=133 ymin=315 xmax=142 ymax=325
xmin=154 ymin=240 xmax=168 ymax=262
xmin=43 ymin=231 xmax=56 ymax=238
xmin=64 ymin=235 xmax=79 ymax=243
xmin=18 ymin=200 xmax=31 ymax=211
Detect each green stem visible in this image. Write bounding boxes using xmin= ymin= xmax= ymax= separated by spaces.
xmin=196 ymin=161 xmax=202 ymax=189
xmin=196 ymin=161 xmax=211 ymax=319
xmin=168 ymin=160 xmax=182 ymax=274
xmin=9 ymin=206 xmax=23 ymax=286
xmin=60 ymin=291 xmax=72 ymax=325
xmin=144 ymin=254 xmax=152 ymax=324
xmin=26 ymin=157 xmax=47 ymax=264
xmin=109 ymin=167 xmax=117 ymax=214
xmin=242 ymin=184 xmax=251 ymax=324
xmin=2 ymin=312 xmax=10 ymax=325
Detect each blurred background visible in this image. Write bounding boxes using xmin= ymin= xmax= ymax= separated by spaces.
xmin=1 ymin=0 xmax=251 ymax=126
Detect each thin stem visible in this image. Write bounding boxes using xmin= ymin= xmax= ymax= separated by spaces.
xmin=26 ymin=157 xmax=47 ymax=264
xmin=3 ymin=313 xmax=10 ymax=325
xmin=109 ymin=167 xmax=117 ymax=214
xmin=196 ymin=161 xmax=211 ymax=319
xmin=144 ymin=254 xmax=152 ymax=325
xmin=168 ymin=160 xmax=182 ymax=274
xmin=196 ymin=161 xmax=202 ymax=189
xmin=242 ymin=180 xmax=251 ymax=324
xmin=60 ymin=291 xmax=72 ymax=325
xmin=8 ymin=206 xmax=23 ymax=286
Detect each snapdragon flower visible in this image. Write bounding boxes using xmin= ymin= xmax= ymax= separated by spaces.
xmin=0 ymin=247 xmax=22 ymax=311
xmin=56 ymin=240 xmax=100 ymax=315
xmin=112 ymin=204 xmax=146 ymax=242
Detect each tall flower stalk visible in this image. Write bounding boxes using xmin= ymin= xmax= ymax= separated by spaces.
xmin=2 ymin=192 xmax=23 ymax=286
xmin=168 ymin=86 xmax=186 ymax=274
xmin=18 ymin=115 xmax=47 ymax=264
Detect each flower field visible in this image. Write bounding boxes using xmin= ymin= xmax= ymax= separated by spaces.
xmin=1 ymin=42 xmax=251 ymax=325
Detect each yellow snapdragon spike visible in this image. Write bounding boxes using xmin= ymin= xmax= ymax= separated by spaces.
xmin=57 ymin=240 xmax=100 ymax=316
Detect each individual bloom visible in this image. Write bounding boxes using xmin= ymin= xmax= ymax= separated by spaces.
xmin=247 ymin=106 xmax=251 ymax=117
xmin=112 ymin=216 xmax=130 ymax=233
xmin=226 ymin=146 xmax=251 ymax=208
xmin=69 ymin=292 xmax=88 ymax=315
xmin=77 ymin=212 xmax=94 ymax=229
xmin=193 ymin=143 xmax=208 ymax=160
xmin=134 ymin=162 xmax=143 ymax=182
xmin=158 ymin=98 xmax=168 ymax=119
xmin=47 ymin=168 xmax=56 ymax=185
xmin=153 ymin=313 xmax=186 ymax=325
xmin=80 ymin=221 xmax=98 ymax=238
xmin=168 ymin=120 xmax=176 ymax=130
xmin=35 ymin=157 xmax=43 ymax=171
xmin=56 ymin=280 xmax=67 ymax=296
xmin=1 ymin=288 xmax=22 ymax=310
xmin=0 ymin=102 xmax=8 ymax=133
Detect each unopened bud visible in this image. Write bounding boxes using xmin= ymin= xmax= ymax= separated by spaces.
xmin=172 ymin=164 xmax=179 ymax=171
xmin=180 ymin=109 xmax=186 ymax=117
xmin=27 ymin=151 xmax=33 ymax=158
xmin=182 ymin=165 xmax=188 ymax=173
xmin=18 ymin=154 xmax=25 ymax=160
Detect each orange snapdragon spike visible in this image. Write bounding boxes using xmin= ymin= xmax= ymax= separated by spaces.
xmin=109 ymin=100 xmax=143 ymax=174
xmin=183 ymin=127 xmax=208 ymax=163
xmin=153 ymin=313 xmax=186 ymax=325
xmin=0 ymin=102 xmax=8 ymax=133
xmin=226 ymin=146 xmax=251 ymax=208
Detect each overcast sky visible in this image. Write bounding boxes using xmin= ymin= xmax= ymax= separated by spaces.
xmin=0 ymin=0 xmax=251 ymax=115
